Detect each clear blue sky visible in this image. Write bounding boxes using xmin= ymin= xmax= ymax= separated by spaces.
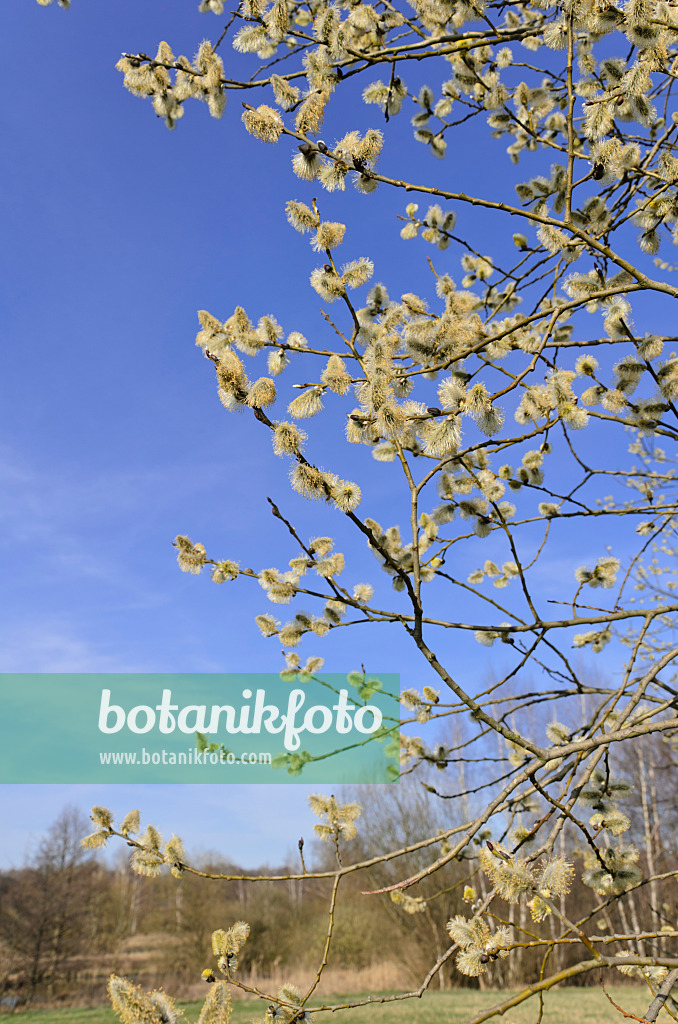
xmin=1 ymin=0 xmax=661 ymax=867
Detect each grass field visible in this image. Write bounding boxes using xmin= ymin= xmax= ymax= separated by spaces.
xmin=6 ymin=986 xmax=671 ymax=1024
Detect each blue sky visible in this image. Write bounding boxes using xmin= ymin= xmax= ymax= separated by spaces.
xmin=2 ymin=0 xmax=668 ymax=868
xmin=1 ymin=0 xmax=443 ymax=866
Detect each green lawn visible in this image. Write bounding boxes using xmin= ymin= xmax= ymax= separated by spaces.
xmin=6 ymin=986 xmax=671 ymax=1024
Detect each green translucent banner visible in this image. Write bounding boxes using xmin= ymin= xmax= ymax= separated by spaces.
xmin=1 ymin=673 xmax=400 ymax=783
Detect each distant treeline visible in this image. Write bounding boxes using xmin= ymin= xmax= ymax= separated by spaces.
xmin=1 ymin=738 xmax=675 ymax=1006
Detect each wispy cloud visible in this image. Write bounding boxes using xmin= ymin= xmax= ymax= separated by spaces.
xmin=0 ymin=624 xmax=144 ymax=673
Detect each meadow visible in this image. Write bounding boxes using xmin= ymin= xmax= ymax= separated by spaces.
xmin=8 ymin=986 xmax=671 ymax=1024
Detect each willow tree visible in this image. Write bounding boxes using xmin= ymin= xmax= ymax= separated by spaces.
xmin=41 ymin=0 xmax=678 ymax=1017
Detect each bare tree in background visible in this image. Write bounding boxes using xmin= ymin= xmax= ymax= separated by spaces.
xmin=0 ymin=808 xmax=102 ymax=1002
